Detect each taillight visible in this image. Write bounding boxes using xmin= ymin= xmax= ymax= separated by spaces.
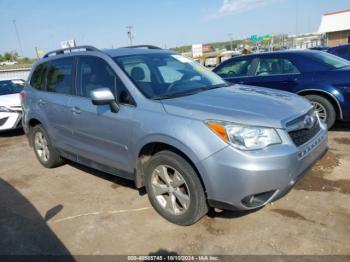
xmin=20 ymin=91 xmax=26 ymax=104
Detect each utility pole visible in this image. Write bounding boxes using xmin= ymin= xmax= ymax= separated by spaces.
xmin=228 ymin=33 xmax=233 ymax=50
xmin=294 ymin=0 xmax=299 ymax=48
xmin=12 ymin=19 xmax=23 ymax=57
xmin=126 ymin=25 xmax=134 ymax=46
xmin=34 ymin=47 xmax=39 ymax=59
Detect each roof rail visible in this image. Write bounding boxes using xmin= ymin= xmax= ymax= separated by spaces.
xmin=43 ymin=45 xmax=100 ymax=58
xmin=121 ymin=45 xmax=162 ymax=50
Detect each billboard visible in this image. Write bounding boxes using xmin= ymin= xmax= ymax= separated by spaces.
xmin=61 ymin=40 xmax=76 ymax=49
xmin=192 ymin=44 xmax=203 ymax=58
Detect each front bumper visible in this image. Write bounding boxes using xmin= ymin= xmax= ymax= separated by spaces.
xmin=0 ymin=112 xmax=22 ymax=131
xmin=198 ymin=123 xmax=328 ymax=210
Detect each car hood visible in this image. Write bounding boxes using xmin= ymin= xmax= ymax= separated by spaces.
xmin=0 ymin=93 xmax=21 ymax=107
xmin=161 ymin=85 xmax=312 ymax=129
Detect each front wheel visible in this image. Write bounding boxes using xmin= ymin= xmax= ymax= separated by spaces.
xmin=305 ymin=94 xmax=336 ymax=129
xmin=145 ymin=151 xmax=208 ymax=226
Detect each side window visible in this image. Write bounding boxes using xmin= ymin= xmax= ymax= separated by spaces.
xmin=77 ymin=56 xmax=128 ymax=102
xmin=255 ymin=58 xmax=299 ymax=76
xmin=215 ymin=60 xmax=253 ymax=78
xmin=30 ymin=63 xmax=48 ymax=90
xmin=46 ymin=58 xmax=74 ymax=94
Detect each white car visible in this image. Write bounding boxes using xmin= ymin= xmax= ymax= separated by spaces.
xmin=0 ymin=79 xmax=24 ymax=131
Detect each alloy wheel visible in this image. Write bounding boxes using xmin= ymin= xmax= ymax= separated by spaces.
xmin=151 ymin=165 xmax=190 ymax=215
xmin=34 ymin=131 xmax=50 ymax=162
xmin=311 ymin=101 xmax=327 ymax=122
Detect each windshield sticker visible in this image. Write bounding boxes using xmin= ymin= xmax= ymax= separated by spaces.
xmin=172 ymin=55 xmax=192 ymax=63
xmin=195 ymin=66 xmax=205 ymax=72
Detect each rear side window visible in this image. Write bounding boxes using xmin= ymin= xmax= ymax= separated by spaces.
xmin=255 ymin=58 xmax=299 ymax=76
xmin=46 ymin=58 xmax=74 ymax=95
xmin=215 ymin=59 xmax=253 ymax=78
xmin=30 ymin=63 xmax=48 ymax=90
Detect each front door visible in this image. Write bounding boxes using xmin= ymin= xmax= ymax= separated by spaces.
xmin=244 ymin=57 xmax=302 ymax=92
xmin=68 ymin=56 xmax=134 ymax=174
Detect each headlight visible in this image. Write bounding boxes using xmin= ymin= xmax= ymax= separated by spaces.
xmin=206 ymin=120 xmax=282 ymax=150
xmin=0 ymin=106 xmax=12 ymax=112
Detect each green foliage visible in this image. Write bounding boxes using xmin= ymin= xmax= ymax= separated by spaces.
xmin=4 ymin=52 xmax=12 ymax=61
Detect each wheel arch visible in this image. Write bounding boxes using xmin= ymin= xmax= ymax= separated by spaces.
xmin=135 ymin=141 xmax=207 ymax=195
xmin=26 ymin=118 xmax=43 ymax=147
xmin=297 ymin=89 xmax=343 ymax=120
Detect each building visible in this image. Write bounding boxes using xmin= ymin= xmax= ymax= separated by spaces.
xmin=288 ymin=33 xmax=323 ymax=49
xmin=318 ymin=9 xmax=350 ymax=47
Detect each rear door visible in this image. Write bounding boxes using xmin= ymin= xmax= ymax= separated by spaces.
xmin=68 ymin=56 xmax=134 ymax=175
xmin=214 ymin=58 xmax=256 ymax=85
xmin=243 ymin=56 xmax=302 ymax=92
xmin=33 ymin=57 xmax=75 ymax=152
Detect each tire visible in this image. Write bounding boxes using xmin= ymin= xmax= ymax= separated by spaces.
xmin=31 ymin=124 xmax=64 ymax=168
xmin=145 ymin=150 xmax=208 ymax=226
xmin=305 ymin=94 xmax=336 ymax=129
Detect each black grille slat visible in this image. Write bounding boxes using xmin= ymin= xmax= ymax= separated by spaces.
xmin=288 ymin=120 xmax=321 ymax=146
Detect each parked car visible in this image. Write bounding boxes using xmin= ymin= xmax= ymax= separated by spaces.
xmin=22 ymin=46 xmax=327 ymax=225
xmin=327 ymin=44 xmax=350 ymax=61
xmin=0 ymin=61 xmax=18 ymax=66
xmin=0 ymin=79 xmax=24 ymax=131
xmin=213 ymin=50 xmax=350 ymax=128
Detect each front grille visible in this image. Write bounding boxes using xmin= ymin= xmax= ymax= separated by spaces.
xmin=288 ymin=120 xmax=321 ymax=147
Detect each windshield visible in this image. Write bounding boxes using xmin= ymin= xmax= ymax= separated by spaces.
xmin=310 ymin=51 xmax=350 ymax=69
xmin=114 ymin=53 xmax=227 ymax=99
xmin=0 ymin=80 xmax=24 ymax=96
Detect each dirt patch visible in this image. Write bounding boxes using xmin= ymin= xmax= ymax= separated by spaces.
xmin=334 ymin=137 xmax=350 ymax=145
xmin=271 ymin=209 xmax=313 ymax=223
xmin=295 ymin=152 xmax=350 ymax=195
xmin=7 ymin=174 xmax=39 ymax=188
xmin=201 ymin=217 xmax=225 ymax=235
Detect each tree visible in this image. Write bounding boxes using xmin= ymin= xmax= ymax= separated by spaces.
xmin=4 ymin=52 xmax=12 ymax=61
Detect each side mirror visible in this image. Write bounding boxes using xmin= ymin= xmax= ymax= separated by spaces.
xmin=90 ymin=88 xmax=119 ymax=113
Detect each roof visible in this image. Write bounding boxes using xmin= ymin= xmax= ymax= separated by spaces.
xmin=104 ymin=47 xmax=174 ymax=57
xmin=232 ymin=50 xmax=317 ymax=59
xmin=318 ymin=9 xmax=350 ymax=33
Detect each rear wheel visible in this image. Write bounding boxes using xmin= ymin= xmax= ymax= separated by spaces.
xmin=305 ymin=94 xmax=336 ymax=129
xmin=31 ymin=124 xmax=64 ymax=168
xmin=145 ymin=151 xmax=208 ymax=225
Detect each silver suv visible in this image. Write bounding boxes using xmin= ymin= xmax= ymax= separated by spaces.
xmin=22 ymin=45 xmax=328 ymax=225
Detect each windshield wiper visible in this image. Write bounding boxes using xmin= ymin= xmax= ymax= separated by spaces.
xmin=153 ymin=84 xmax=227 ymax=100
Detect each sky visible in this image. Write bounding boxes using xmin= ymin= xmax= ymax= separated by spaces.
xmin=0 ymin=0 xmax=350 ymax=57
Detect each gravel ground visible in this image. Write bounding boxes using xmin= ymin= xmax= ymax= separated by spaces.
xmin=0 ymin=124 xmax=349 ymax=256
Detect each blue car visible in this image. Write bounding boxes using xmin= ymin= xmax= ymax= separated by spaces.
xmin=327 ymin=44 xmax=350 ymax=61
xmin=213 ymin=50 xmax=350 ymax=128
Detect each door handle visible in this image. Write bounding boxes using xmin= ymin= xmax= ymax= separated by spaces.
xmin=71 ymin=107 xmax=81 ymax=115
xmin=282 ymin=79 xmax=298 ymax=84
xmin=38 ymin=99 xmax=46 ymax=106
